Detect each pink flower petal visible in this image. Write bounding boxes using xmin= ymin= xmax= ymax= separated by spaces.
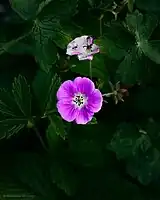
xmin=74 ymin=36 xmax=88 ymax=46
xmin=87 ymin=36 xmax=93 ymax=46
xmin=66 ymin=36 xmax=89 ymax=56
xmin=66 ymin=36 xmax=99 ymax=60
xmin=90 ymin=44 xmax=100 ymax=55
xmin=56 ymin=80 xmax=76 ymax=100
xmin=77 ymin=53 xmax=93 ymax=60
xmin=66 ymin=45 xmax=85 ymax=56
xmin=74 ymin=77 xmax=95 ymax=95
xmin=66 ymin=49 xmax=80 ymax=56
xmin=87 ymin=55 xmax=93 ymax=60
xmin=57 ymin=99 xmax=78 ymax=122
xmin=77 ymin=44 xmax=99 ymax=60
xmin=87 ymin=89 xmax=103 ymax=113
xmin=75 ymin=107 xmax=94 ymax=124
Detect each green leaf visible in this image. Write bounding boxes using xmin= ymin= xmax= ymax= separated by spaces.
xmin=10 ymin=0 xmax=41 ymax=20
xmin=39 ymin=0 xmax=79 ymax=20
xmin=101 ymin=22 xmax=134 ymax=60
xmin=34 ymin=38 xmax=57 ymax=73
xmin=0 ymin=153 xmax=57 ymax=200
xmin=46 ymin=123 xmax=63 ymax=151
xmin=32 ymin=70 xmax=61 ymax=116
xmin=68 ymin=125 xmax=105 ymax=167
xmin=0 ymin=176 xmax=35 ymax=200
xmin=12 ymin=75 xmax=32 ymax=118
xmin=87 ymin=117 xmax=97 ymax=125
xmin=70 ymin=54 xmax=108 ymax=80
xmin=50 ymin=161 xmax=79 ymax=196
xmin=108 ymin=123 xmax=152 ymax=159
xmin=135 ymin=0 xmax=160 ymax=11
xmin=48 ymin=115 xmax=67 ymax=139
xmin=108 ymin=123 xmax=160 ymax=185
xmin=0 ymin=32 xmax=32 ymax=56
xmin=32 ymin=16 xmax=71 ymax=72
xmin=100 ymin=37 xmax=127 ymax=60
xmin=10 ymin=0 xmax=53 ymax=20
xmin=116 ymin=46 xmax=143 ymax=84
xmin=127 ymin=147 xmax=160 ymax=185
xmin=144 ymin=119 xmax=160 ymax=152
xmin=0 ymin=90 xmax=22 ymax=118
xmin=127 ymin=0 xmax=135 ymax=12
xmin=140 ymin=40 xmax=160 ymax=64
xmin=0 ymin=118 xmax=26 ymax=139
xmin=0 ymin=75 xmax=32 ymax=139
xmin=87 ymin=0 xmax=94 ymax=7
xmin=6 ymin=36 xmax=33 ymax=55
xmin=33 ymin=16 xmax=71 ymax=49
xmin=125 ymin=10 xmax=158 ymax=40
xmin=145 ymin=118 xmax=160 ymax=139
xmin=125 ymin=10 xmax=143 ymax=36
xmin=10 ymin=153 xmax=56 ymax=198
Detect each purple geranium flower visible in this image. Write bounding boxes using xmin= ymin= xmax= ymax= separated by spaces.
xmin=56 ymin=77 xmax=103 ymax=124
xmin=66 ymin=35 xmax=99 ymax=61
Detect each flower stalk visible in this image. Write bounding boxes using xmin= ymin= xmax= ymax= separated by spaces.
xmin=89 ymin=60 xmax=92 ymax=80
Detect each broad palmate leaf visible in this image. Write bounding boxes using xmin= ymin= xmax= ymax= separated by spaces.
xmin=116 ymin=46 xmax=144 ymax=84
xmin=108 ymin=123 xmax=152 ymax=159
xmin=140 ymin=40 xmax=160 ymax=64
xmin=10 ymin=0 xmax=53 ymax=20
xmin=32 ymin=15 xmax=71 ymax=72
xmin=32 ymin=69 xmax=61 ymax=116
xmin=125 ymin=10 xmax=158 ymax=40
xmin=109 ymin=123 xmax=160 ymax=185
xmin=0 ymin=75 xmax=32 ymax=139
xmin=10 ymin=0 xmax=72 ymax=73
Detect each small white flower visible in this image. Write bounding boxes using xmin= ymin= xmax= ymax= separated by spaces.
xmin=66 ymin=35 xmax=99 ymax=61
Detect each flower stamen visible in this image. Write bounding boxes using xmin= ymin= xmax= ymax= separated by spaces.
xmin=72 ymin=92 xmax=88 ymax=108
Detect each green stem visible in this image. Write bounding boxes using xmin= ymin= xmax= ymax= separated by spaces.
xmin=89 ymin=60 xmax=92 ymax=80
xmin=33 ymin=126 xmax=48 ymax=152
xmin=102 ymin=92 xmax=114 ymax=97
xmin=99 ymin=14 xmax=103 ymax=37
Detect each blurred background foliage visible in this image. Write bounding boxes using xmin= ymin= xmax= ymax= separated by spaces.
xmin=0 ymin=0 xmax=160 ymax=199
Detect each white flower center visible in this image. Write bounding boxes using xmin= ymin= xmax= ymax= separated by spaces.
xmin=72 ymin=92 xmax=88 ymax=109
